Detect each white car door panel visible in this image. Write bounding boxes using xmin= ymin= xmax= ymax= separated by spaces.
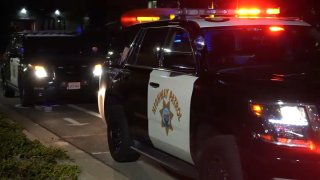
xmin=10 ymin=57 xmax=20 ymax=87
xmin=148 ymin=70 xmax=198 ymax=164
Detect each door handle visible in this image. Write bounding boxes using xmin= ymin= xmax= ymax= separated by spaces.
xmin=149 ymin=82 xmax=160 ymax=88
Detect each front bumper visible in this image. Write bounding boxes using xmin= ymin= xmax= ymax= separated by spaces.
xmin=31 ymin=78 xmax=99 ymax=102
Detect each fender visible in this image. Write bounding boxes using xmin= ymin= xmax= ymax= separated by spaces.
xmin=100 ymin=66 xmax=127 ymax=124
xmin=198 ymin=135 xmax=244 ymax=180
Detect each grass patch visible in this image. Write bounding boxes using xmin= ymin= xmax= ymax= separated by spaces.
xmin=0 ymin=114 xmax=80 ymax=179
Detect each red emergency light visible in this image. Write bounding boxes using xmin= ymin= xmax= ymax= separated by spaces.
xmin=237 ymin=8 xmax=261 ymax=16
xmin=176 ymin=7 xmax=280 ymax=18
xmin=236 ymin=8 xmax=280 ymax=17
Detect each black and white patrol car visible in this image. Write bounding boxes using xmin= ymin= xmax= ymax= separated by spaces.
xmin=0 ymin=31 xmax=102 ymax=106
xmin=98 ymin=8 xmax=320 ymax=180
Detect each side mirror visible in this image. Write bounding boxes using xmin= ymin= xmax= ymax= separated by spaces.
xmin=194 ymin=35 xmax=205 ymax=51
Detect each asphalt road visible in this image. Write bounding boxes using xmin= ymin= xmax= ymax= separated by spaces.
xmin=0 ymin=87 xmax=178 ymax=180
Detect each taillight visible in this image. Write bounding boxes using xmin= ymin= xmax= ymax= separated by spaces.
xmin=250 ymin=102 xmax=320 ymax=153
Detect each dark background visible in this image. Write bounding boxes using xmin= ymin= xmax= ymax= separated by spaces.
xmin=0 ymin=0 xmax=319 ymax=52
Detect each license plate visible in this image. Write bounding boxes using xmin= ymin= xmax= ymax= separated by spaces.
xmin=67 ymin=82 xmax=81 ymax=90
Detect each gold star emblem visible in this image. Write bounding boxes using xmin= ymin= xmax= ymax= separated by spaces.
xmin=159 ymin=100 xmax=174 ymax=135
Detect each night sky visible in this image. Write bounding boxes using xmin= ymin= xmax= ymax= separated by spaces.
xmin=0 ymin=0 xmax=149 ymax=51
xmin=0 ymin=0 xmax=319 ymax=52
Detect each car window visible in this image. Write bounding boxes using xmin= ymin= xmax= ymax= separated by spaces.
xmin=126 ymin=29 xmax=144 ymax=65
xmin=108 ymin=27 xmax=140 ymax=65
xmin=7 ymin=36 xmax=17 ymax=52
xmin=203 ymin=26 xmax=320 ymax=71
xmin=135 ymin=27 xmax=169 ymax=68
xmin=162 ymin=28 xmax=195 ymax=70
xmin=24 ymin=37 xmax=81 ymax=57
xmin=15 ymin=36 xmax=23 ymax=56
xmin=9 ymin=36 xmax=23 ymax=57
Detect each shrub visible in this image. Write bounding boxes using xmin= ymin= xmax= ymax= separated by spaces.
xmin=0 ymin=114 xmax=80 ymax=179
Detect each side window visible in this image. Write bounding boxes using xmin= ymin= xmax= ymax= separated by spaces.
xmin=8 ymin=36 xmax=23 ymax=58
xmin=162 ymin=28 xmax=195 ymax=70
xmin=120 ymin=27 xmax=142 ymax=65
xmin=135 ymin=28 xmax=169 ymax=68
xmin=7 ymin=36 xmax=16 ymax=53
xmin=5 ymin=37 xmax=13 ymax=58
xmin=126 ymin=29 xmax=144 ymax=65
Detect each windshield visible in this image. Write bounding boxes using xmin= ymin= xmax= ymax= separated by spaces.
xmin=203 ymin=26 xmax=320 ymax=72
xmin=24 ymin=36 xmax=82 ymax=57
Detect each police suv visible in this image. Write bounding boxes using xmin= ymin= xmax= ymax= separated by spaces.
xmin=1 ymin=32 xmax=102 ymax=106
xmin=98 ymin=8 xmax=320 ymax=180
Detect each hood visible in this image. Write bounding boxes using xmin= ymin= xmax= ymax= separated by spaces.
xmin=216 ymin=65 xmax=320 ymax=103
xmin=26 ymin=55 xmax=103 ymax=68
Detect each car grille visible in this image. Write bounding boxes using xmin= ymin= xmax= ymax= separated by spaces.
xmin=54 ymin=65 xmax=91 ymax=83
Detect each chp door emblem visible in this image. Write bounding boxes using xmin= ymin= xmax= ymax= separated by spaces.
xmin=152 ymin=89 xmax=182 ymax=135
xmin=159 ymin=100 xmax=174 ymax=135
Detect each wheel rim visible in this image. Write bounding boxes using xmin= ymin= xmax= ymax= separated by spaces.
xmin=110 ymin=126 xmax=122 ymax=153
xmin=206 ymin=158 xmax=229 ymax=180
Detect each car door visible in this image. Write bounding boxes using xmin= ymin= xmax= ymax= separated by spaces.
xmin=124 ymin=27 xmax=170 ymax=145
xmin=148 ymin=27 xmax=198 ymax=164
xmin=2 ymin=37 xmax=14 ymax=83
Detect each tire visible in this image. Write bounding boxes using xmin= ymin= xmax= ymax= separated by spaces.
xmin=19 ymin=83 xmax=34 ymax=107
xmin=106 ymin=98 xmax=140 ymax=162
xmin=2 ymin=81 xmax=15 ymax=97
xmin=199 ymin=136 xmax=244 ymax=180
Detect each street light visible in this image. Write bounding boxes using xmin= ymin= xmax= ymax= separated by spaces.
xmin=20 ymin=8 xmax=27 ymax=15
xmin=54 ymin=9 xmax=61 ymax=16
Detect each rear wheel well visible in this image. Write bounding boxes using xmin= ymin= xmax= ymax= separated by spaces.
xmin=194 ymin=123 xmax=221 ymax=162
xmin=198 ymin=135 xmax=244 ymax=180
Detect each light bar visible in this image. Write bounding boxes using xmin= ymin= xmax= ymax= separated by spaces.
xmin=177 ymin=8 xmax=280 ymax=18
xmin=169 ymin=14 xmax=176 ymax=20
xmin=267 ymin=8 xmax=280 ymax=15
xmin=121 ymin=8 xmax=177 ymax=27
xmin=237 ymin=8 xmax=261 ymax=16
xmin=177 ymin=9 xmax=236 ymax=17
xmin=137 ymin=16 xmax=160 ymax=22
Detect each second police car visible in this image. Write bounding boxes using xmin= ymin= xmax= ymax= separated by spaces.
xmin=1 ymin=32 xmax=103 ymax=106
xmin=98 ymin=7 xmax=320 ymax=180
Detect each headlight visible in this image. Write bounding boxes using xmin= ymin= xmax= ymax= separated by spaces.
xmin=34 ymin=66 xmax=48 ymax=78
xmin=93 ymin=64 xmax=102 ymax=77
xmin=250 ymin=102 xmax=320 ymax=152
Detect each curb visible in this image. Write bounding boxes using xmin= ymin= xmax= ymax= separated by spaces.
xmin=0 ymin=103 xmax=128 ymax=180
